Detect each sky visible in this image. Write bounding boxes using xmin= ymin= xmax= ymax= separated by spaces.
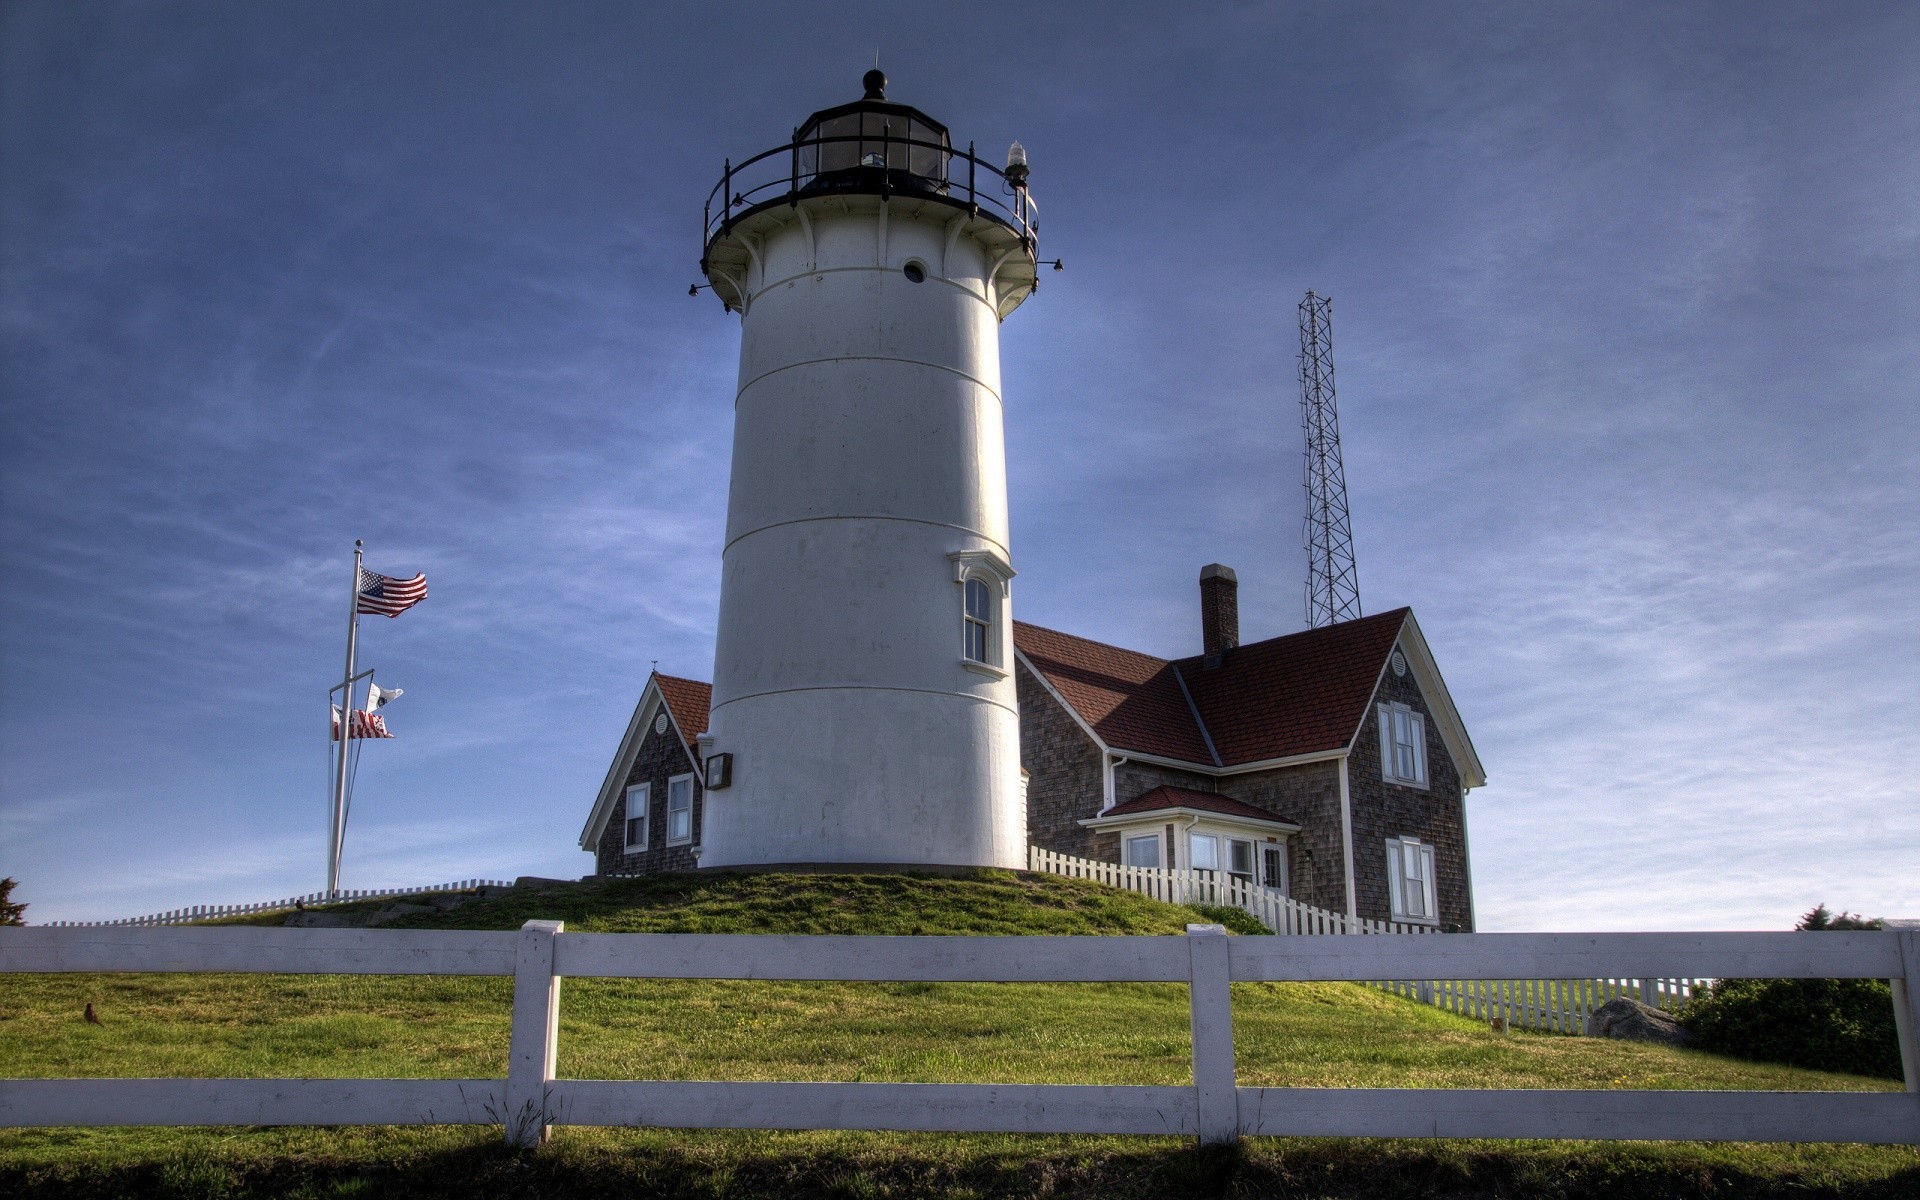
xmin=2 ymin=1 xmax=1915 ymax=930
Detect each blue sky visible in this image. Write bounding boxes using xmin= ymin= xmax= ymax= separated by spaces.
xmin=3 ymin=1 xmax=1914 ymax=929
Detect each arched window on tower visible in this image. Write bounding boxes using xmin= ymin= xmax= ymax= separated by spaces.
xmin=948 ymin=549 xmax=1015 ymax=677
xmin=964 ymin=577 xmax=992 ymax=664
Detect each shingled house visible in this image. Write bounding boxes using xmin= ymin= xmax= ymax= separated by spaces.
xmin=580 ymin=565 xmax=1483 ymax=930
xmin=1018 ymin=565 xmax=1485 ymax=930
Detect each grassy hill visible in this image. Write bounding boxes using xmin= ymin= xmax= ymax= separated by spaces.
xmin=2 ymin=870 xmax=1915 ymax=1199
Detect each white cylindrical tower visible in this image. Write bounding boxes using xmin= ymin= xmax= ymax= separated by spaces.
xmin=696 ymin=72 xmax=1041 ymax=869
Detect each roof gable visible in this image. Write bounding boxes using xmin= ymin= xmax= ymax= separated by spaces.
xmin=1013 ymin=610 xmax=1413 ymax=769
xmin=1177 ymin=609 xmax=1409 ymax=766
xmin=578 ymin=672 xmax=712 ymax=851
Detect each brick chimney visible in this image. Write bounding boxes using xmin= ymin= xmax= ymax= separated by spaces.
xmin=1200 ymin=563 xmax=1239 ymax=666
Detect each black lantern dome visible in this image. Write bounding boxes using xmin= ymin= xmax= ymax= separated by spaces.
xmin=700 ymin=73 xmax=1040 ymax=317
xmin=794 ymin=72 xmax=953 ymax=196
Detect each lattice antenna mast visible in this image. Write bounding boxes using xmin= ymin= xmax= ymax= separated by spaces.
xmin=1299 ymin=291 xmax=1362 ymax=627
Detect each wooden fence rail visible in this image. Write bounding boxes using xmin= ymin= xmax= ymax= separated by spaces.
xmin=2 ymin=923 xmax=1916 ymax=1147
xmin=1030 ymin=846 xmax=1705 ymax=1033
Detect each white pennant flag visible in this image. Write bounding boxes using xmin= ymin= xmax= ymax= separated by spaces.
xmin=367 ymin=684 xmax=404 ymax=709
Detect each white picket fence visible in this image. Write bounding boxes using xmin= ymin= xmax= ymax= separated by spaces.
xmin=2 ymin=922 xmax=1915 ymax=1146
xmin=1029 ymin=846 xmax=1701 ymax=1032
xmin=40 ymin=879 xmax=515 ymax=928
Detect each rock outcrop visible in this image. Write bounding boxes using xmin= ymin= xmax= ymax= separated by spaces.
xmin=1586 ymin=996 xmax=1690 ymax=1046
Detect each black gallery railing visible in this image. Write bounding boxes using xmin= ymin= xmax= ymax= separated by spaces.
xmin=702 ymin=131 xmax=1038 ymax=264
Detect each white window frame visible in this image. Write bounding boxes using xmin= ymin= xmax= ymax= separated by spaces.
xmin=1189 ymin=832 xmax=1220 ymax=873
xmin=1123 ymin=833 xmax=1160 ymax=869
xmin=1260 ymin=844 xmax=1289 ymax=895
xmin=948 ymin=550 xmax=1014 ymax=678
xmin=622 ymin=782 xmax=649 ymax=853
xmin=665 ymin=772 xmax=695 ymax=846
xmin=1378 ymin=701 xmax=1428 ymax=788
xmin=1385 ymin=835 xmax=1439 ymax=925
xmin=1227 ymin=837 xmax=1255 ymax=884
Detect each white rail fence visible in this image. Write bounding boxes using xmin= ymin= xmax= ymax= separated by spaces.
xmin=1 ymin=923 xmax=1915 ymax=1146
xmin=40 ymin=879 xmax=515 ymax=928
xmin=1031 ymin=846 xmax=1700 ymax=1032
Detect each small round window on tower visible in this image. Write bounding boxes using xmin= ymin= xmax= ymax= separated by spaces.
xmin=902 ymin=261 xmax=927 ymax=283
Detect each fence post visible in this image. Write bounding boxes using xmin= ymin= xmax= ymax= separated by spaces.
xmin=504 ymin=919 xmax=564 ymax=1147
xmin=1185 ymin=923 xmax=1238 ymax=1144
xmin=1894 ymin=931 xmax=1920 ymax=1094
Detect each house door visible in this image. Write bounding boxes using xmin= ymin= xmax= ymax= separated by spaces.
xmin=1261 ymin=846 xmax=1287 ymax=895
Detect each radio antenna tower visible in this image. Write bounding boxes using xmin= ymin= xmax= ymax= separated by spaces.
xmin=1299 ymin=291 xmax=1362 ymax=627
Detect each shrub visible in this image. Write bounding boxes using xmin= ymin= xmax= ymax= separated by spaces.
xmin=1185 ymin=904 xmax=1269 ymax=935
xmin=1678 ymin=904 xmax=1901 ymax=1079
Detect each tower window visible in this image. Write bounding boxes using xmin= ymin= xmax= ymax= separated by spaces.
xmin=948 ymin=549 xmax=1014 ymax=676
xmin=964 ymin=577 xmax=992 ymax=663
xmin=903 ymin=261 xmax=927 ymax=283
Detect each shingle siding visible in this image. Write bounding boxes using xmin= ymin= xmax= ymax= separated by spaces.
xmin=1017 ymin=659 xmax=1105 ymax=858
xmin=595 ymin=702 xmax=704 ymax=875
xmin=1347 ymin=661 xmax=1473 ymax=929
xmin=1212 ymin=761 xmax=1348 ymax=916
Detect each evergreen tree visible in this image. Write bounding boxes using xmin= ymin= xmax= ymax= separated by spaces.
xmin=1797 ymin=903 xmax=1881 ymax=931
xmin=0 ymin=877 xmax=25 ymax=926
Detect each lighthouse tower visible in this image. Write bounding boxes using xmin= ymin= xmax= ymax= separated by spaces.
xmin=694 ymin=72 xmax=1041 ymax=869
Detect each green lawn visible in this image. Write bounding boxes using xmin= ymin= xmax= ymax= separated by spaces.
xmin=3 ymin=870 xmax=1915 ymax=1198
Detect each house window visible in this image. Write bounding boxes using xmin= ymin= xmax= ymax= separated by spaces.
xmin=964 ymin=577 xmax=992 ymax=664
xmin=1189 ymin=833 xmax=1220 ymax=872
xmin=623 ymin=783 xmax=649 ymax=852
xmin=1124 ymin=834 xmax=1159 ymax=869
xmin=1379 ymin=702 xmax=1427 ymax=787
xmin=666 ymin=773 xmax=695 ymax=845
xmin=1228 ymin=838 xmax=1255 ymax=884
xmin=1386 ymin=836 xmax=1438 ymax=924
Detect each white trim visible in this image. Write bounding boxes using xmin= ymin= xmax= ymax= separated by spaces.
xmin=1080 ymin=805 xmax=1300 ymax=835
xmin=622 ymin=783 xmax=650 ymax=853
xmin=1093 ymin=745 xmax=1348 ymax=778
xmin=953 ymin=551 xmax=1014 ymax=672
xmin=579 ymin=675 xmax=664 ymax=851
xmin=1338 ymin=757 xmax=1357 ymax=919
xmin=1459 ymin=782 xmax=1478 ymax=931
xmin=665 ymin=773 xmax=696 ymax=847
xmin=1013 ymin=648 xmax=1108 ymax=751
xmin=1122 ymin=832 xmax=1162 ymax=870
xmin=1394 ymin=614 xmax=1486 ymax=789
xmin=1385 ymin=835 xmax=1440 ymax=926
xmin=1378 ymin=701 xmax=1428 ymax=788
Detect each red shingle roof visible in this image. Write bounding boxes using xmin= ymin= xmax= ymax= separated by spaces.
xmin=655 ymin=674 xmax=712 ymax=750
xmin=1013 ymin=609 xmax=1408 ymax=767
xmin=1009 ymin=620 xmax=1211 ymax=762
xmin=1103 ymin=785 xmax=1296 ymax=824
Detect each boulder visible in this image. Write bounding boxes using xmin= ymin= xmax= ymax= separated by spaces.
xmin=1586 ymin=996 xmax=1690 ymax=1047
xmin=514 ymin=876 xmax=571 ymax=890
xmin=283 ymin=912 xmax=356 ymax=928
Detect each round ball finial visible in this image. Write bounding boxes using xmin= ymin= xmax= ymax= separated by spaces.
xmin=862 ymin=69 xmax=887 ymax=100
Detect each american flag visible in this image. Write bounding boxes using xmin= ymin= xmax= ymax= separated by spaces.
xmin=331 ymin=707 xmax=395 ymax=740
xmin=356 ymin=567 xmax=427 ymax=618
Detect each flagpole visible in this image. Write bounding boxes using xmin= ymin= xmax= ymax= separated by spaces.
xmin=329 ymin=539 xmax=363 ymax=898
